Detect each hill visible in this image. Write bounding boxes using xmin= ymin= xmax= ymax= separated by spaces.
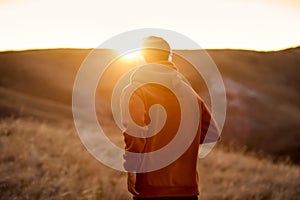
xmin=207 ymin=48 xmax=300 ymax=162
xmin=1 ymin=47 xmax=300 ymax=162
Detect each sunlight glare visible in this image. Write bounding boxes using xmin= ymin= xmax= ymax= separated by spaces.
xmin=0 ymin=0 xmax=299 ymax=51
xmin=122 ymin=51 xmax=141 ymax=60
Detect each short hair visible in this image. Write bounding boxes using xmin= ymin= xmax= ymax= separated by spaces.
xmin=142 ymin=36 xmax=171 ymax=61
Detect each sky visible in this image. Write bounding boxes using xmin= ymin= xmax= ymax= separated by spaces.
xmin=0 ymin=0 xmax=300 ymax=51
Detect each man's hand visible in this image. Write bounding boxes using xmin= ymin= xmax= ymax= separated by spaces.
xmin=127 ymin=172 xmax=139 ymax=196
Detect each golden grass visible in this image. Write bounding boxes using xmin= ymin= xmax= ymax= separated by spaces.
xmin=199 ymin=149 xmax=300 ymax=200
xmin=0 ymin=117 xmax=299 ymax=200
xmin=0 ymin=117 xmax=129 ymax=200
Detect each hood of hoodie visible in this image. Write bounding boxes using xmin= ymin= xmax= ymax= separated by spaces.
xmin=130 ymin=61 xmax=184 ymax=88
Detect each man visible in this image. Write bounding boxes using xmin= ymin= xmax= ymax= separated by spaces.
xmin=121 ymin=36 xmax=220 ymax=200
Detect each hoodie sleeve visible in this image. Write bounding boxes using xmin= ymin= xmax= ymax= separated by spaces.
xmin=199 ymin=100 xmax=221 ymax=144
xmin=121 ymin=89 xmax=147 ymax=171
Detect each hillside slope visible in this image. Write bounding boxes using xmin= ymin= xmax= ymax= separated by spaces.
xmin=0 ymin=47 xmax=299 ymax=162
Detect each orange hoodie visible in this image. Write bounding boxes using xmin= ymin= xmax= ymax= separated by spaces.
xmin=121 ymin=61 xmax=220 ymax=197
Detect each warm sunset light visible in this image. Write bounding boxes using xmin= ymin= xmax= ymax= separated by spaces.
xmin=2 ymin=1 xmax=300 ymax=199
xmin=0 ymin=0 xmax=299 ymax=51
xmin=122 ymin=51 xmax=141 ymax=60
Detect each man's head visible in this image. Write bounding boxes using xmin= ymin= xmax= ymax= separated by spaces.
xmin=141 ymin=36 xmax=171 ymax=62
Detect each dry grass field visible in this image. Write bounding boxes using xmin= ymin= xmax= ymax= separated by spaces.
xmin=0 ymin=117 xmax=130 ymax=200
xmin=0 ymin=117 xmax=299 ymax=200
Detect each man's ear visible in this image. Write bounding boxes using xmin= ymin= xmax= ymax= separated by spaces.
xmin=168 ymin=54 xmax=172 ymax=62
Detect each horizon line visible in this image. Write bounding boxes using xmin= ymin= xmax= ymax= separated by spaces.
xmin=0 ymin=45 xmax=300 ymax=53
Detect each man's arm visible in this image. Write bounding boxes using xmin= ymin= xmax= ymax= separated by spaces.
xmin=122 ymin=91 xmax=147 ymax=161
xmin=127 ymin=172 xmax=139 ymax=196
xmin=121 ymin=90 xmax=146 ymax=196
xmin=199 ymin=100 xmax=221 ymax=144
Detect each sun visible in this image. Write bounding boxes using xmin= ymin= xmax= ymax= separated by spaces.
xmin=122 ymin=51 xmax=141 ymax=60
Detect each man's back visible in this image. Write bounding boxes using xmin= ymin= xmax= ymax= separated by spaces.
xmin=122 ymin=62 xmax=220 ymax=198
